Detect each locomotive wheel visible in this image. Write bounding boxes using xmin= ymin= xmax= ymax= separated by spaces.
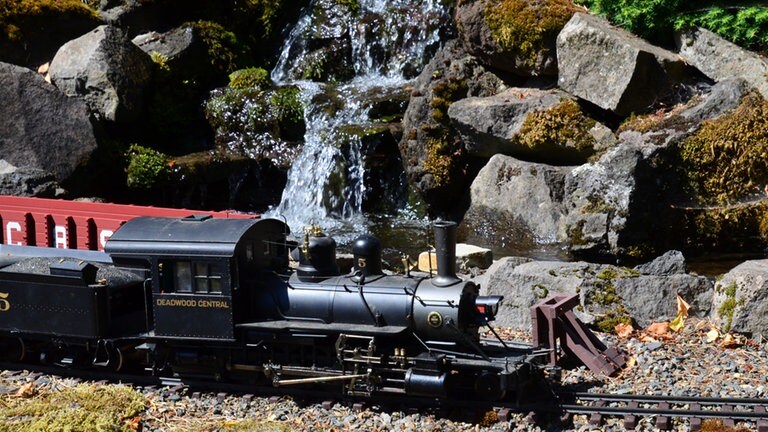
xmin=0 ymin=337 xmax=26 ymax=362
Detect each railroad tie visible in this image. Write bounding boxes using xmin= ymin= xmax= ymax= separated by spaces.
xmin=721 ymin=404 xmax=735 ymax=428
xmin=756 ymin=406 xmax=768 ymax=432
xmin=688 ymin=403 xmax=701 ymax=432
xmin=589 ymin=400 xmax=605 ymax=426
xmin=655 ymin=402 xmax=670 ymax=430
xmin=623 ymin=401 xmax=638 ymax=430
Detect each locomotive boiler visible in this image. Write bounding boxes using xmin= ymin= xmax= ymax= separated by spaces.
xmin=0 ymin=214 xmax=623 ymax=403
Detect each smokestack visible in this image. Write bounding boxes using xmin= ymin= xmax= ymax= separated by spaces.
xmin=432 ymin=221 xmax=460 ymax=287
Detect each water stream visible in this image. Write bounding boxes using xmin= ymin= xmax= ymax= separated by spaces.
xmin=265 ymin=0 xmax=450 ymax=244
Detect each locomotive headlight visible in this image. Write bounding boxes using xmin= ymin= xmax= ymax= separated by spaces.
xmin=475 ymin=295 xmax=504 ymax=321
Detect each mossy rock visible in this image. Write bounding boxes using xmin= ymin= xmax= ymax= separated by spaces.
xmin=0 ymin=0 xmax=102 ymax=67
xmin=516 ymin=99 xmax=598 ymax=162
xmin=677 ymin=92 xmax=768 ymax=249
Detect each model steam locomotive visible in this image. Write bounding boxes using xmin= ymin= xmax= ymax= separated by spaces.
xmin=0 ymin=215 xmax=621 ymax=401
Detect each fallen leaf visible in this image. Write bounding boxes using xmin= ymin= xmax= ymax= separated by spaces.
xmin=624 ymin=356 xmax=637 ymax=369
xmin=705 ymin=328 xmax=719 ymax=343
xmin=669 ymin=314 xmax=685 ymax=332
xmin=615 ymin=322 xmax=633 ymax=338
xmin=720 ymin=333 xmax=742 ymax=348
xmin=646 ymin=322 xmax=670 ymax=337
xmin=638 ymin=334 xmax=658 ymax=343
xmin=676 ymin=294 xmax=690 ymax=317
xmin=14 ymin=382 xmax=36 ymax=398
xmin=124 ymin=416 xmax=141 ymax=431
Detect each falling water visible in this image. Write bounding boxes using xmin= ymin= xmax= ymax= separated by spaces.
xmin=266 ymin=0 xmax=450 ymax=241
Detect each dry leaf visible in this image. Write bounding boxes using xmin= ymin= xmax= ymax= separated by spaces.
xmin=705 ymin=328 xmax=719 ymax=343
xmin=720 ymin=333 xmax=742 ymax=348
xmin=638 ymin=334 xmax=658 ymax=343
xmin=615 ymin=322 xmax=633 ymax=338
xmin=669 ymin=314 xmax=685 ymax=332
xmin=646 ymin=322 xmax=670 ymax=337
xmin=14 ymin=382 xmax=36 ymax=398
xmin=125 ymin=416 xmax=141 ymax=431
xmin=676 ymin=294 xmax=690 ymax=317
xmin=624 ymin=356 xmax=637 ymax=369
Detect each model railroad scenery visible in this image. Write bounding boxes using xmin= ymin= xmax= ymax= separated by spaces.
xmin=3 ymin=0 xmax=768 ymax=430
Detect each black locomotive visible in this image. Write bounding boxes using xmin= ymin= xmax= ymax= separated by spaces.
xmin=0 ymin=216 xmax=616 ymax=402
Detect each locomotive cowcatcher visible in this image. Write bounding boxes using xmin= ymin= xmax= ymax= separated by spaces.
xmin=0 ymin=215 xmax=624 ymax=402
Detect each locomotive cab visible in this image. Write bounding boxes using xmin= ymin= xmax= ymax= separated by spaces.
xmin=106 ymin=216 xmax=290 ymax=341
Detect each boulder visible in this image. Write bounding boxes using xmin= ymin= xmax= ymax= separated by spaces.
xmin=447 ymin=88 xmax=571 ymax=158
xmin=0 ymin=62 xmax=98 ymax=182
xmin=454 ymin=0 xmax=568 ymax=76
xmin=634 ymin=250 xmax=687 ymax=276
xmin=679 ymin=78 xmax=750 ymax=122
xmin=557 ymin=13 xmax=687 ymax=116
xmin=400 ymin=40 xmax=506 ymax=218
xmin=712 ymin=260 xmax=768 ymax=338
xmin=49 ymin=25 xmax=154 ymax=124
xmin=482 ymin=257 xmax=712 ymax=330
xmin=561 ymin=135 xmax=679 ymax=258
xmin=0 ymin=161 xmax=58 ymax=197
xmin=464 ymin=154 xmax=572 ymax=245
xmin=675 ymin=28 xmax=768 ymax=99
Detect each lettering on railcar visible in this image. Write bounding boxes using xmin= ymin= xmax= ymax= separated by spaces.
xmin=156 ymin=298 xmax=229 ymax=309
xmin=0 ymin=292 xmax=9 ymax=312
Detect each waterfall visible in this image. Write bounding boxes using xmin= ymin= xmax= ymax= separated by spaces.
xmin=266 ymin=0 xmax=450 ymax=240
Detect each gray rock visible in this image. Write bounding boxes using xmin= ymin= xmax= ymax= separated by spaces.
xmin=49 ymin=25 xmax=154 ymax=123
xmin=484 ymin=257 xmax=712 ymax=329
xmin=680 ymin=79 xmax=750 ymax=122
xmin=557 ymin=13 xmax=686 ymax=116
xmin=133 ymin=27 xmax=199 ymax=64
xmin=447 ymin=88 xmax=573 ymax=158
xmin=713 ymin=260 xmax=768 ymax=338
xmin=634 ymin=250 xmax=687 ymax=276
xmin=465 ymin=154 xmax=572 ymax=245
xmin=614 ymin=273 xmax=713 ymax=327
xmin=0 ymin=62 xmax=98 ymax=182
xmin=454 ymin=0 xmax=558 ymax=76
xmin=675 ymin=27 xmax=768 ymax=99
xmin=0 ymin=161 xmax=58 ymax=197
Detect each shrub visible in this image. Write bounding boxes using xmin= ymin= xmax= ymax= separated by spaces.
xmin=125 ymin=144 xmax=172 ymax=189
xmin=485 ymin=0 xmax=579 ymax=68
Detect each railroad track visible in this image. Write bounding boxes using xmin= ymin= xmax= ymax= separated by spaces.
xmin=3 ymin=363 xmax=768 ymax=430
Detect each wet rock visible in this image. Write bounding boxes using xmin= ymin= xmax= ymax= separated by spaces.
xmin=0 ymin=61 xmax=98 ymax=182
xmin=49 ymin=25 xmax=154 ymax=124
xmin=676 ymin=27 xmax=768 ymax=99
xmin=557 ymin=13 xmax=687 ymax=116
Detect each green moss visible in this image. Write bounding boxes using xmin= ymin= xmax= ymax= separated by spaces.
xmin=335 ymin=0 xmax=360 ymax=14
xmin=532 ymin=284 xmax=550 ymax=299
xmin=568 ymin=219 xmax=587 ymax=246
xmin=187 ymin=20 xmax=241 ymax=74
xmin=0 ymin=383 xmax=145 ymax=432
xmin=718 ymin=282 xmax=738 ymax=332
xmin=423 ymin=131 xmax=454 ymax=187
xmin=125 ymin=144 xmax=171 ymax=190
xmin=517 ymin=99 xmax=596 ymax=154
xmin=484 ymin=0 xmax=578 ymax=69
xmin=595 ymin=305 xmax=632 ymax=333
xmin=229 ymin=67 xmax=272 ymax=91
xmin=150 ymin=51 xmax=171 ymax=72
xmin=0 ymin=0 xmax=98 ymax=42
xmin=431 ymin=78 xmax=468 ymax=124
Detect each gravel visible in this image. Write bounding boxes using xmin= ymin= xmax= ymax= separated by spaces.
xmin=1 ymin=318 xmax=765 ymax=431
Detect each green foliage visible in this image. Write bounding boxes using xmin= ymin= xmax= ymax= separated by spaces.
xmin=485 ymin=0 xmax=579 ymax=68
xmin=517 ymin=99 xmax=596 ymax=153
xmin=150 ymin=51 xmax=171 ymax=72
xmin=335 ymin=0 xmax=360 ymax=14
xmin=229 ymin=67 xmax=273 ymax=91
xmin=575 ymin=0 xmax=768 ymax=51
xmin=0 ymin=383 xmax=146 ymax=432
xmin=125 ymin=144 xmax=172 ymax=190
xmin=717 ymin=282 xmax=739 ymax=332
xmin=187 ymin=20 xmax=241 ymax=73
xmin=0 ymin=0 xmax=98 ymax=42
